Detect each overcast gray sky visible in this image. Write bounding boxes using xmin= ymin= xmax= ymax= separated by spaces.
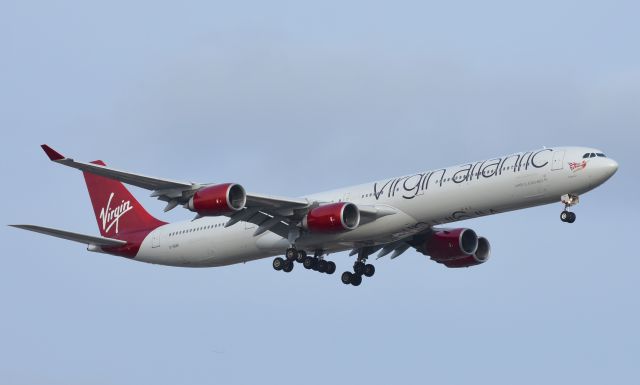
xmin=1 ymin=1 xmax=638 ymax=384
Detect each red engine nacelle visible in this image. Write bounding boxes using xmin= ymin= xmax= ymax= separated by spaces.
xmin=424 ymin=228 xmax=479 ymax=261
xmin=187 ymin=183 xmax=246 ymax=216
xmin=302 ymin=202 xmax=360 ymax=233
xmin=441 ymin=237 xmax=491 ymax=268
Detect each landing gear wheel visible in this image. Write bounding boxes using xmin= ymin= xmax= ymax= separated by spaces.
xmin=354 ymin=261 xmax=366 ymax=276
xmin=285 ymin=248 xmax=298 ymax=261
xmin=341 ymin=271 xmax=353 ymax=284
xmin=326 ymin=261 xmax=336 ymax=275
xmin=561 ymin=211 xmax=577 ymax=223
xmin=273 ymin=257 xmax=284 ymax=271
xmin=303 ymin=256 xmax=314 ymax=269
xmin=282 ymin=260 xmax=294 ymax=273
xmin=363 ymin=264 xmax=375 ymax=277
xmin=317 ymin=260 xmax=328 ymax=273
xmin=296 ymin=250 xmax=307 ymax=263
xmin=350 ymin=274 xmax=362 ymax=286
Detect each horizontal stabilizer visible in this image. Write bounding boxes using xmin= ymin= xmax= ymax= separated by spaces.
xmin=9 ymin=225 xmax=127 ymax=247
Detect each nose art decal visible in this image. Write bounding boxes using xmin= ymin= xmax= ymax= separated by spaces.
xmin=569 ymin=160 xmax=587 ymax=172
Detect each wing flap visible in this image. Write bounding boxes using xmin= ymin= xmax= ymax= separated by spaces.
xmin=245 ymin=193 xmax=309 ymax=209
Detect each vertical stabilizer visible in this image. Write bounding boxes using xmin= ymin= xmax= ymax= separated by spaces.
xmin=83 ymin=160 xmax=165 ymax=239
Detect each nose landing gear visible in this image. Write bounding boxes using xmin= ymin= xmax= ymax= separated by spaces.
xmin=560 ymin=194 xmax=579 ymax=224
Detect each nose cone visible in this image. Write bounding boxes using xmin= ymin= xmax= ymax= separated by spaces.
xmin=604 ymin=158 xmax=619 ymax=178
xmin=592 ymin=158 xmax=619 ymax=187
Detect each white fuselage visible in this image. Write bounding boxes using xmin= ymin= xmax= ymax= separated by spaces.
xmin=132 ymin=147 xmax=618 ymax=267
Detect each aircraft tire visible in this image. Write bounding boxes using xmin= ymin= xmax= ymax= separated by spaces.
xmin=303 ymin=257 xmax=314 ymax=269
xmin=273 ymin=257 xmax=284 ymax=271
xmin=285 ymin=248 xmax=298 ymax=261
xmin=317 ymin=260 xmax=328 ymax=273
xmin=364 ymin=264 xmax=375 ymax=277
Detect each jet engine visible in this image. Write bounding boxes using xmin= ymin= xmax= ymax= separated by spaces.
xmin=419 ymin=228 xmax=491 ymax=268
xmin=424 ymin=228 xmax=479 ymax=260
xmin=302 ymin=202 xmax=360 ymax=233
xmin=187 ymin=183 xmax=246 ymax=216
xmin=440 ymin=237 xmax=491 ymax=268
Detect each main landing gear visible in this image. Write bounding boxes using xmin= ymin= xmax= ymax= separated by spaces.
xmin=560 ymin=194 xmax=579 ymax=224
xmin=302 ymin=250 xmax=336 ymax=274
xmin=341 ymin=249 xmax=375 ymax=287
xmin=273 ymin=248 xmax=336 ymax=275
xmin=272 ymin=247 xmax=299 ymax=273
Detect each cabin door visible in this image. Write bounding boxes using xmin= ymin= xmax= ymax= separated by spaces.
xmin=551 ymin=150 xmax=565 ymax=171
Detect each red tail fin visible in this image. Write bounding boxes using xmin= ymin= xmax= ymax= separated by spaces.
xmin=83 ymin=160 xmax=165 ymax=240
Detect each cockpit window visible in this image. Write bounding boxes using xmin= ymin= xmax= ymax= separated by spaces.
xmin=584 ymin=152 xmax=607 ymax=158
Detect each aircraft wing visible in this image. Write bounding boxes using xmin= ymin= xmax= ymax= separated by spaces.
xmin=41 ymin=145 xmax=195 ymax=192
xmin=41 ymin=145 xmax=313 ymax=237
xmin=41 ymin=144 xmax=309 ymax=210
xmin=9 ymin=224 xmax=127 ymax=247
xmin=40 ymin=145 xmax=395 ymax=240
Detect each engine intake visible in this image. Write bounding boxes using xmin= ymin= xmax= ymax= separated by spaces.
xmin=424 ymin=228 xmax=479 ymax=261
xmin=302 ymin=202 xmax=360 ymax=233
xmin=187 ymin=183 xmax=246 ymax=216
xmin=442 ymin=237 xmax=491 ymax=268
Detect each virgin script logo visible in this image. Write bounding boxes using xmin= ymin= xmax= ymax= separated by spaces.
xmin=569 ymin=160 xmax=587 ymax=172
xmin=99 ymin=192 xmax=133 ymax=234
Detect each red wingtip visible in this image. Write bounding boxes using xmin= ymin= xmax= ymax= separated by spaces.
xmin=41 ymin=144 xmax=65 ymax=161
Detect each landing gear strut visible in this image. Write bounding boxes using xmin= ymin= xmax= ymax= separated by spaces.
xmin=341 ymin=248 xmax=375 ymax=287
xmin=560 ymin=194 xmax=579 ymax=224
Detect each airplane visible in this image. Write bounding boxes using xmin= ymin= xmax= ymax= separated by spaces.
xmin=10 ymin=145 xmax=618 ymax=287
